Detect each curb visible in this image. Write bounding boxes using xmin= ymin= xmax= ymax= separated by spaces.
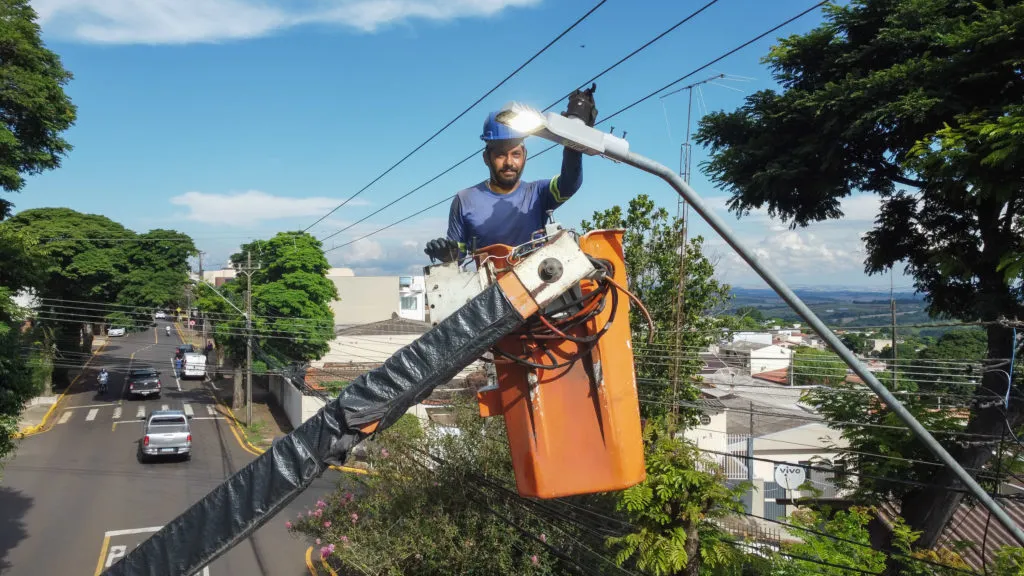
xmin=200 ymin=365 xmax=369 ymax=475
xmin=16 ymin=340 xmax=108 ymax=438
xmin=304 ymin=546 xmax=318 ymax=575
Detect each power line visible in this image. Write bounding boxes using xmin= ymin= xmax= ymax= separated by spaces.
xmin=319 ymin=1 xmax=829 ymax=253
xmin=317 ymin=0 xmax=725 ymax=247
xmin=302 ymin=0 xmax=609 ymax=234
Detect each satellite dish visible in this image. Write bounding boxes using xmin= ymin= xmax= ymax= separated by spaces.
xmin=774 ymin=464 xmax=807 ymax=491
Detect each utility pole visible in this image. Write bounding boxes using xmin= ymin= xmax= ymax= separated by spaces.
xmin=234 ymin=252 xmax=260 ymax=427
xmin=660 ymin=73 xmax=724 ymax=429
xmin=891 ymin=269 xmax=897 ymax=387
xmin=198 ymin=251 xmax=207 ymax=348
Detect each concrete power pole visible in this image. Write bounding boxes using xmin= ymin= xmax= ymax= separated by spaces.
xmin=235 ymin=252 xmax=260 ymax=427
xmin=198 ymin=251 xmax=207 ymax=347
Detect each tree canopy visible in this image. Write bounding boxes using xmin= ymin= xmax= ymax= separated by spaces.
xmin=0 ymin=0 xmax=77 ymax=219
xmin=695 ymin=0 xmax=1024 ymax=550
xmin=581 ymin=194 xmax=732 ymax=423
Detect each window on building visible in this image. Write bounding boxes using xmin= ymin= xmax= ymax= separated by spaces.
xmin=399 ymin=276 xmax=413 ymax=288
xmin=400 ymin=296 xmax=418 ymax=310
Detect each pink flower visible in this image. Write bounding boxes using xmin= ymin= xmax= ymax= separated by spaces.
xmin=324 ymin=521 xmax=332 ymax=528
xmin=285 ymin=521 xmax=292 ymax=529
xmin=539 ymin=533 xmax=547 ymax=543
xmin=315 ymin=538 xmax=321 ymax=545
xmin=531 ymin=555 xmax=539 ymax=566
xmin=314 ymin=509 xmax=323 ymax=518
xmin=297 ymin=512 xmax=303 ymax=518
xmin=350 ymin=513 xmax=359 ymax=524
xmin=380 ymin=448 xmax=389 ymax=459
xmin=320 ymin=546 xmax=332 ymax=560
xmin=344 ymin=492 xmax=354 ymax=503
xmin=316 ymin=499 xmax=326 ymax=509
xmin=340 ymin=535 xmax=349 ymax=543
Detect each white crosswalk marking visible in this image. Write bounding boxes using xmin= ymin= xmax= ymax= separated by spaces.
xmin=206 ymin=405 xmax=216 ymax=416
xmin=112 ymin=407 xmax=122 ymax=420
xmin=58 ymin=411 xmax=72 ymax=424
xmin=183 ymin=403 xmax=194 ymax=417
xmin=85 ymin=408 xmax=98 ymax=421
xmin=136 ymin=406 xmax=145 ymax=419
xmin=161 ymin=404 xmax=169 ymax=411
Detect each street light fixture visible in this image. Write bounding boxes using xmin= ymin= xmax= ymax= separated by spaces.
xmin=495 ymin=101 xmax=1024 ymax=545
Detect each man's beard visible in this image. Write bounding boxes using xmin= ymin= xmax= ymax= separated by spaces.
xmin=490 ymin=164 xmax=521 ymax=189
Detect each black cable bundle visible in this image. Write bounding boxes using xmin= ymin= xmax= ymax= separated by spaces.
xmin=491 ymin=256 xmax=619 ymax=371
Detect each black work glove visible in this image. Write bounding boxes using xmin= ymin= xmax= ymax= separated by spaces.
xmin=424 ymin=237 xmax=460 ymax=263
xmin=563 ymin=83 xmax=598 ymax=127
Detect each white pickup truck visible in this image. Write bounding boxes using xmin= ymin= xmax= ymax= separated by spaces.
xmin=138 ymin=410 xmax=192 ymax=462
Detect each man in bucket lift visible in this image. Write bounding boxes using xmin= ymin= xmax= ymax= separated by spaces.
xmin=423 ymin=84 xmax=598 ymax=263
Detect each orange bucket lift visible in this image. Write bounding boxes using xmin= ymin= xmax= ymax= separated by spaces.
xmin=474 ymin=229 xmax=645 ymax=499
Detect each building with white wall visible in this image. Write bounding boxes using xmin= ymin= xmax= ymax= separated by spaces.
xmin=719 ymin=342 xmax=793 ymax=376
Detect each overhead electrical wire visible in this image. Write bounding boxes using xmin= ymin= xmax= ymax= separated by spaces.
xmin=316 ymin=0 xmax=725 ymax=246
xmin=302 ymin=0 xmax=610 ymax=234
xmin=321 ymin=0 xmax=830 ymax=254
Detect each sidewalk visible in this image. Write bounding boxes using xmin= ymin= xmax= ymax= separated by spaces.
xmin=208 ymin=374 xmax=293 ymax=450
xmin=17 ymin=398 xmax=57 ymax=431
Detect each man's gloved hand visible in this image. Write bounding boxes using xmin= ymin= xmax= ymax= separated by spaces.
xmin=424 ymin=237 xmax=460 ymax=263
xmin=563 ymin=83 xmax=598 ymax=127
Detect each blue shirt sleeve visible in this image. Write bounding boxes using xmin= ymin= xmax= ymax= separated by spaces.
xmin=446 ymin=194 xmax=468 ymax=252
xmin=542 ymin=147 xmax=583 ymax=211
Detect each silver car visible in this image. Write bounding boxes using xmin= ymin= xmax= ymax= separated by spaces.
xmin=138 ymin=410 xmax=192 ymax=462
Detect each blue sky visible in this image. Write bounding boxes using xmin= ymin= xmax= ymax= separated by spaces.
xmin=16 ymin=0 xmax=916 ymax=290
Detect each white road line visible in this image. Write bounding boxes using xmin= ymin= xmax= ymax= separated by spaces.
xmin=85 ymin=408 xmax=99 ymax=421
xmin=206 ymin=405 xmax=216 ymax=416
xmin=183 ymin=403 xmax=194 ymax=417
xmin=112 ymin=407 xmax=122 ymax=420
xmin=62 ymin=403 xmax=118 ymax=410
xmin=161 ymin=404 xmax=169 ymax=411
xmin=58 ymin=411 xmax=72 ymax=424
xmin=187 ymin=417 xmax=227 ymax=421
xmin=136 ymin=406 xmax=145 ymax=419
xmin=104 ymin=526 xmax=165 ymax=537
xmin=170 ymin=356 xmax=181 ymax=391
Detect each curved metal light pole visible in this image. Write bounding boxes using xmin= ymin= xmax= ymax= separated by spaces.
xmin=495 ymin=103 xmax=1024 ymax=546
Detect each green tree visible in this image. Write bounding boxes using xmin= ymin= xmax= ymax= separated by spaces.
xmin=840 ymin=333 xmax=868 ymax=355
xmin=581 ymin=194 xmax=732 ymax=424
xmin=791 ymin=347 xmax=846 ymax=386
xmin=0 ymin=289 xmax=36 ymax=466
xmin=2 ymin=208 xmax=134 ymax=383
xmin=0 ymin=0 xmax=77 ymax=219
xmin=694 ymin=0 xmax=1024 ymax=548
xmin=117 ymin=229 xmax=197 ymax=310
xmin=607 ymin=427 xmax=746 ymax=576
xmin=289 ymin=403 xmax=620 ymax=575
xmin=198 ymin=231 xmax=336 ymax=409
xmin=769 ymin=506 xmax=970 ymax=576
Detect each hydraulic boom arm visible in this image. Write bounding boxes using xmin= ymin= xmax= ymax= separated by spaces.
xmin=104 ymin=231 xmax=598 ymax=576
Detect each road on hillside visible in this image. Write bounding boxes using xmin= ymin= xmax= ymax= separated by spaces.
xmin=0 ymin=320 xmax=340 ymax=576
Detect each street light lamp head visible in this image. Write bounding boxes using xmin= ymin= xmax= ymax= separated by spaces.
xmin=496 ymin=102 xmax=547 ymax=136
xmin=495 ymin=101 xmax=630 ymax=159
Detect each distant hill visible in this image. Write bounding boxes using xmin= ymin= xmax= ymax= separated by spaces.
xmin=726 ymin=287 xmax=930 ymax=329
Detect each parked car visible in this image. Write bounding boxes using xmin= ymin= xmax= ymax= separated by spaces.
xmin=108 ymin=327 xmax=126 ymax=337
xmin=174 ymin=344 xmax=196 ymax=359
xmin=181 ymin=352 xmax=207 ymax=380
xmin=138 ymin=410 xmax=192 ymax=462
xmin=154 ymin=311 xmax=167 ymax=319
xmin=127 ymin=366 xmax=162 ymax=399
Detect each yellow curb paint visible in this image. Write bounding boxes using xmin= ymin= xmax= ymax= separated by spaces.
xmin=321 ymin=558 xmax=339 ymax=576
xmin=206 ymin=383 xmax=369 ymax=475
xmin=17 ymin=340 xmax=108 ymax=438
xmin=94 ymin=535 xmax=111 ymax=576
xmin=305 ymin=546 xmax=318 ymax=575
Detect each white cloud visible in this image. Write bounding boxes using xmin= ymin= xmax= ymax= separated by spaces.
xmin=170 ymin=189 xmax=368 ymax=226
xmin=32 ymin=0 xmax=542 ymax=44
xmin=344 ymin=238 xmax=387 ymax=263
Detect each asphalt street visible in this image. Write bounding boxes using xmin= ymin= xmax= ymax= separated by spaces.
xmin=0 ymin=321 xmax=341 ymax=576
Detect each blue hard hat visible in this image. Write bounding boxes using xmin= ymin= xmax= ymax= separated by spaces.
xmin=480 ymin=110 xmax=527 ymax=143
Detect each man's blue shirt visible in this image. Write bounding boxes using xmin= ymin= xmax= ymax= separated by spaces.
xmin=446 ymin=148 xmax=583 ymax=251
